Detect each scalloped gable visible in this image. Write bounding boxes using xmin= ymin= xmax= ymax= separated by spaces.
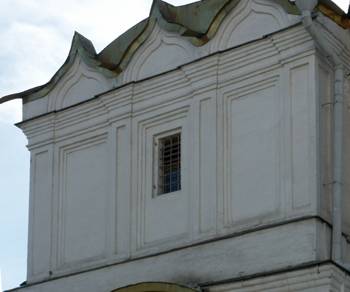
xmin=19 ymin=33 xmax=117 ymax=119
xmin=47 ymin=56 xmax=115 ymax=112
xmin=0 ymin=0 xmax=348 ymax=108
xmin=97 ymin=0 xmax=298 ymax=74
xmin=209 ymin=0 xmax=296 ymax=52
xmin=96 ymin=0 xmax=244 ymax=76
xmin=118 ymin=0 xmax=299 ymax=83
xmin=0 ymin=32 xmax=116 ymax=106
xmin=121 ymin=22 xmax=200 ymax=83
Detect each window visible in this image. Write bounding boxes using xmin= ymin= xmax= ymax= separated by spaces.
xmin=154 ymin=132 xmax=181 ymax=195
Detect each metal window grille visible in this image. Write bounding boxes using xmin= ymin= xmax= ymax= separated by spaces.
xmin=158 ymin=133 xmax=181 ymax=195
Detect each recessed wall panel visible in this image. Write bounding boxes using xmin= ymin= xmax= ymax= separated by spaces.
xmin=290 ymin=65 xmax=312 ymax=209
xmin=199 ymin=98 xmax=217 ymax=233
xmin=30 ymin=150 xmax=51 ymax=277
xmin=229 ymin=86 xmax=280 ymax=223
xmin=343 ymin=76 xmax=350 ymax=233
xmin=319 ymin=65 xmax=332 ymax=221
xmin=60 ymin=139 xmax=108 ymax=265
xmin=115 ymin=125 xmax=131 ymax=255
xmin=136 ymin=110 xmax=191 ymax=250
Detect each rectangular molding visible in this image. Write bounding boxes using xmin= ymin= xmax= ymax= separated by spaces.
xmin=132 ymin=106 xmax=192 ymax=254
xmin=28 ymin=148 xmax=53 ymax=282
xmin=290 ymin=64 xmax=315 ymax=210
xmin=56 ymin=133 xmax=109 ymax=269
xmin=114 ymin=123 xmax=131 ymax=256
xmin=222 ymin=76 xmax=283 ymax=228
xmin=198 ymin=97 xmax=217 ymax=234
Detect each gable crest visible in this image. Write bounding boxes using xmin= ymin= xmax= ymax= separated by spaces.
xmin=48 ymin=56 xmax=114 ymax=111
xmin=210 ymin=0 xmax=297 ymax=52
xmin=122 ymin=23 xmax=199 ymax=83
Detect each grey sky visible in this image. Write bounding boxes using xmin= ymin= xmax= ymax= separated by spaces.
xmin=0 ymin=0 xmax=349 ymax=290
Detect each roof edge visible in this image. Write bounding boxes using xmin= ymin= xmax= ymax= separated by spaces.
xmin=0 ymin=32 xmax=116 ymax=105
xmin=1 ymin=0 xmax=349 ymax=105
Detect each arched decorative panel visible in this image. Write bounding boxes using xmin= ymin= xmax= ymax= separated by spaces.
xmin=48 ymin=56 xmax=113 ymax=111
xmin=210 ymin=0 xmax=296 ymax=52
xmin=122 ymin=24 xmax=198 ymax=83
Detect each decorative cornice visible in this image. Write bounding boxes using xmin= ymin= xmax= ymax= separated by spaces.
xmin=0 ymin=32 xmax=117 ymax=105
xmin=0 ymin=0 xmax=347 ymax=106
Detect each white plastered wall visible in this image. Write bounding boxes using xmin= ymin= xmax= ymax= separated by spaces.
xmin=343 ymin=74 xmax=350 ymax=236
xmin=19 ymin=23 xmax=325 ymax=285
xmin=18 ymin=0 xmax=346 ymax=287
xmin=207 ymin=264 xmax=350 ymax=292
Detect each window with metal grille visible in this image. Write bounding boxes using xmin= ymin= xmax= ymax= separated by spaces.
xmin=157 ymin=133 xmax=181 ymax=195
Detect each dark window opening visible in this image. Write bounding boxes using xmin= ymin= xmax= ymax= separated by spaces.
xmin=158 ymin=133 xmax=181 ymax=195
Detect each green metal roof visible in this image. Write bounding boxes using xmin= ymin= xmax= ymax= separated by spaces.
xmin=0 ymin=0 xmax=348 ymax=105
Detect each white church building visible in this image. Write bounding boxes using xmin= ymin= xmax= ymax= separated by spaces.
xmin=1 ymin=0 xmax=350 ymax=291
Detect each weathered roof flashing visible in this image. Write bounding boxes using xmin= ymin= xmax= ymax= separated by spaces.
xmin=0 ymin=0 xmax=348 ymax=105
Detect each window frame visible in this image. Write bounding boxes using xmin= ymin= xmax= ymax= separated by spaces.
xmin=152 ymin=128 xmax=182 ymax=197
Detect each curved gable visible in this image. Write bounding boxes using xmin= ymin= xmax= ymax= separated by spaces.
xmin=121 ymin=0 xmax=298 ymax=83
xmin=122 ymin=23 xmax=199 ymax=83
xmin=2 ymin=0 xmax=349 ymax=119
xmin=48 ymin=56 xmax=114 ymax=111
xmin=210 ymin=0 xmax=299 ymax=52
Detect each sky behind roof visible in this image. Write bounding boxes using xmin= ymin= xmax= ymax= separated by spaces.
xmin=0 ymin=0 xmax=349 ymax=290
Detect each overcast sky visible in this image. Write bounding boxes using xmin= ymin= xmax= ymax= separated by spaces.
xmin=0 ymin=0 xmax=349 ymax=290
